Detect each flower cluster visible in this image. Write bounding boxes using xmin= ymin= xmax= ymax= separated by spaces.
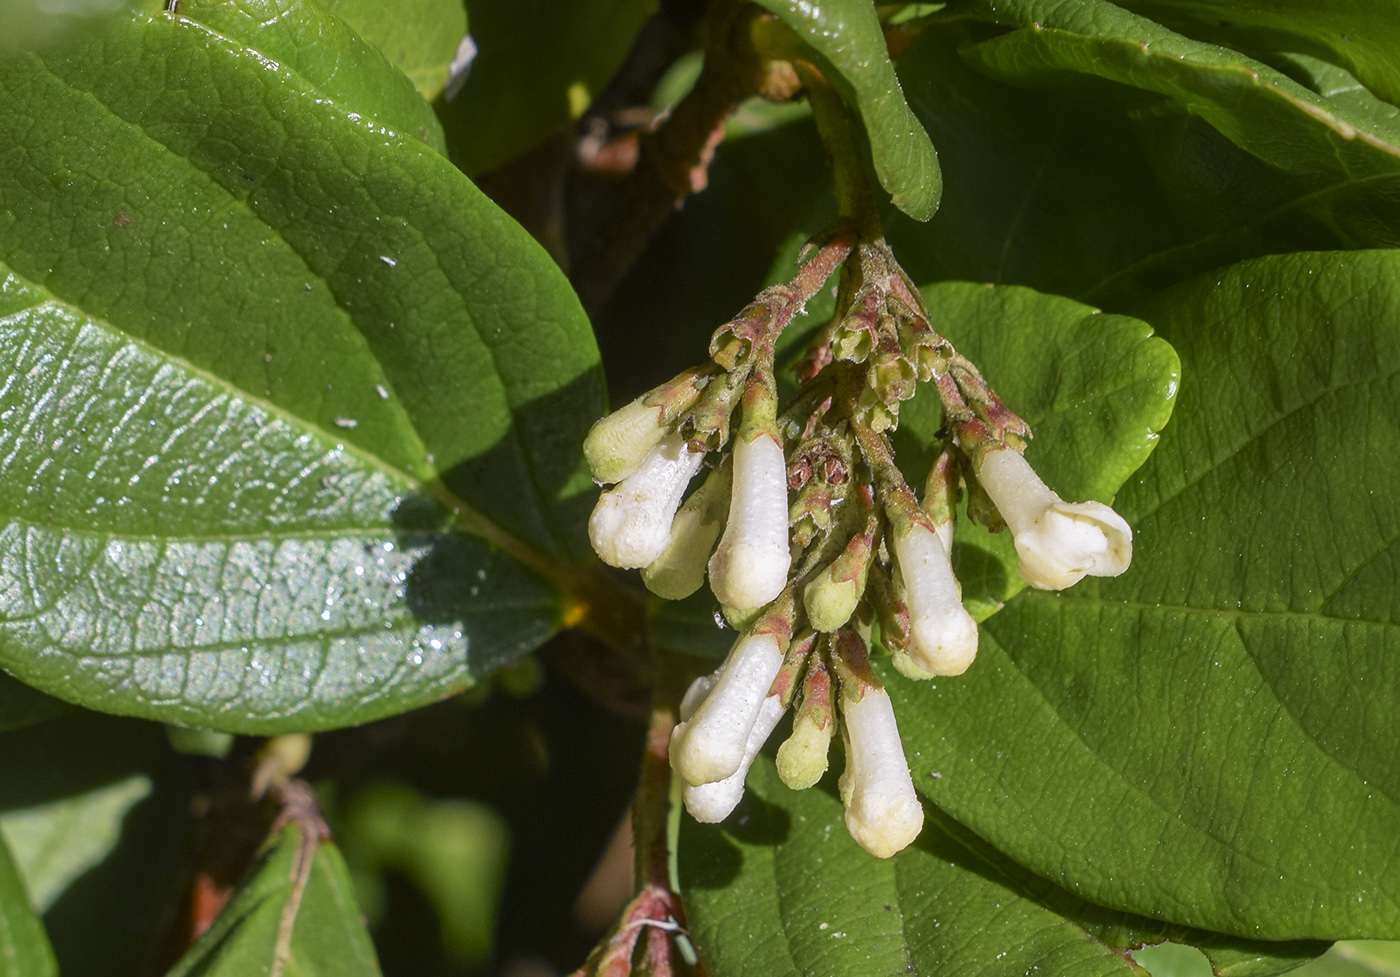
xmin=584 ymin=226 xmax=1133 ymax=858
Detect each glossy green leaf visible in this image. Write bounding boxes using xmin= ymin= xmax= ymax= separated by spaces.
xmin=895 ymin=281 xmax=1180 ymax=619
xmin=172 ymin=0 xmax=447 ymax=153
xmin=0 ymin=830 xmax=56 ymax=977
xmin=924 ymin=0 xmax=1400 ymax=305
xmin=753 ymin=0 xmax=941 ymax=221
xmin=323 ymin=0 xmax=467 ymax=101
xmin=892 ymin=250 xmax=1400 ymax=940
xmin=1111 ymin=0 xmax=1400 ymax=107
xmin=166 ymin=820 xmax=381 ymax=977
xmin=0 ymin=7 xmax=605 ymax=732
xmin=439 ymin=0 xmax=655 ymax=176
xmin=681 ymin=754 xmax=1322 ymax=977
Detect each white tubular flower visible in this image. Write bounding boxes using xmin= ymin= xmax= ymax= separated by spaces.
xmin=892 ymin=521 xmax=979 ymax=677
xmin=669 ymin=631 xmax=785 ymax=786
xmin=588 ymin=433 xmax=705 ymax=569
xmin=977 ymin=447 xmax=1132 ymax=591
xmin=839 ymin=688 xmax=923 ymax=859
xmin=642 ymin=464 xmax=730 ymax=600
xmin=583 ymin=396 xmax=672 ymax=485
xmin=683 ymin=694 xmax=785 ymax=823
xmin=708 ymin=433 xmax=791 ymax=611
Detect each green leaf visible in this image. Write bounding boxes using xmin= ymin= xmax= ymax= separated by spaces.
xmin=0 ymin=830 xmax=56 ymax=977
xmin=1293 ymin=942 xmax=1400 ymax=977
xmin=166 ymin=820 xmax=381 ymax=977
xmin=172 ymin=0 xmax=448 ymax=154
xmin=1110 ymin=0 xmax=1400 ymax=107
xmin=438 ymin=0 xmax=655 ymax=176
xmin=893 ymin=281 xmax=1180 ymax=620
xmin=893 ymin=250 xmax=1400 ymax=940
xmin=885 ymin=19 xmax=1198 ymax=306
xmin=681 ymin=754 xmax=1321 ymax=977
xmin=752 ymin=0 xmax=941 ymax=221
xmin=927 ymin=0 xmax=1400 ymax=305
xmin=322 ymin=0 xmax=467 ymax=101
xmin=1 ymin=773 xmax=151 ymax=913
xmin=0 ymin=7 xmax=606 ymax=732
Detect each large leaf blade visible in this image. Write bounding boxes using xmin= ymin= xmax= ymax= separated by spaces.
xmin=893 ymin=249 xmax=1400 ymax=940
xmin=681 ymin=755 xmax=1323 ymax=977
xmin=0 ymin=7 xmax=607 ymax=731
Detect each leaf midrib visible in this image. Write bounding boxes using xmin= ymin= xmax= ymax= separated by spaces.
xmin=9 ymin=265 xmax=574 ymax=601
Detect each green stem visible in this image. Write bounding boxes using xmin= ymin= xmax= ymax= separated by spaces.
xmin=797 ymin=64 xmax=882 ymax=237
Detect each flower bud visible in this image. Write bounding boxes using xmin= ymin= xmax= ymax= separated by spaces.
xmin=708 ymin=433 xmax=791 ymax=611
xmin=682 ymin=694 xmax=786 ymax=823
xmin=976 ymin=447 xmax=1132 ymax=590
xmin=669 ymin=630 xmax=786 ymax=786
xmin=583 ymin=368 xmax=709 ymax=484
xmin=583 ymin=397 xmax=672 ymax=485
xmin=803 ymin=515 xmax=876 ymax=633
xmin=641 ymin=463 xmax=731 ymax=600
xmin=588 ymin=434 xmax=705 ymax=569
xmin=891 ymin=520 xmax=978 ymax=677
xmin=838 ymin=687 xmax=923 ymax=859
xmin=775 ymin=656 xmax=834 ymax=790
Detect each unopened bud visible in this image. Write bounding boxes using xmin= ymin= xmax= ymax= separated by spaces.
xmin=583 ymin=369 xmax=708 ymax=484
xmin=802 ymin=515 xmax=876 ymax=633
xmin=683 ymin=694 xmax=786 ymax=823
xmin=588 ymin=434 xmax=706 ymax=569
xmin=709 ymin=432 xmax=791 ymax=611
xmin=776 ymin=656 xmax=834 ymax=790
xmin=583 ymin=398 xmax=671 ymax=485
xmin=891 ymin=520 xmax=978 ymax=677
xmin=976 ymin=447 xmax=1132 ymax=590
xmin=838 ymin=687 xmax=923 ymax=859
xmin=642 ymin=462 xmax=731 ymax=599
xmin=669 ymin=630 xmax=786 ymax=786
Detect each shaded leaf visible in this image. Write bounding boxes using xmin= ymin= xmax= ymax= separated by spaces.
xmin=681 ymin=754 xmax=1321 ymax=977
xmin=893 ymin=250 xmax=1400 ymax=940
xmin=166 ymin=820 xmax=381 ymax=977
xmin=0 ymin=7 xmax=606 ymax=731
xmin=1 ymin=774 xmax=151 ymax=913
xmin=913 ymin=0 xmax=1400 ymax=305
xmin=323 ymin=0 xmax=467 ymax=101
xmin=338 ymin=782 xmax=508 ymax=965
xmin=438 ymin=0 xmax=655 ymax=176
xmin=886 ymin=20 xmax=1199 ymax=306
xmin=1111 ymin=0 xmax=1400 ymax=107
xmin=754 ymin=0 xmax=941 ymax=220
xmin=0 ymin=712 xmax=197 ymax=977
xmin=0 ymin=830 xmax=56 ymax=977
